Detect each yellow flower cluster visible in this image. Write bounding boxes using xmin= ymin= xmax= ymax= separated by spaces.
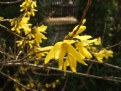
xmin=20 ymin=0 xmax=37 ymax=17
xmin=10 ymin=0 xmax=37 ymax=34
xmin=16 ymin=24 xmax=47 ymax=49
xmin=32 ymin=25 xmax=47 ymax=47
xmin=8 ymin=0 xmax=113 ymax=72
xmin=45 ymin=41 xmax=87 ymax=72
xmin=45 ymin=19 xmax=113 ymax=72
xmin=9 ymin=0 xmax=48 ymax=59
xmin=10 ymin=17 xmax=31 ymax=34
xmin=94 ymin=49 xmax=113 ymax=62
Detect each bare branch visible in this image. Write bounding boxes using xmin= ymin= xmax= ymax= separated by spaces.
xmin=65 ymin=0 xmax=92 ymax=39
xmin=0 ymin=71 xmax=37 ymax=91
xmin=61 ymin=76 xmax=68 ymax=91
xmin=0 ymin=61 xmax=121 ymax=83
xmin=0 ymin=24 xmax=24 ymax=39
xmin=86 ymin=59 xmax=121 ymax=71
xmin=86 ymin=63 xmax=94 ymax=74
xmin=0 ymin=0 xmax=22 ymax=4
xmin=106 ymin=40 xmax=121 ymax=49
xmin=0 ymin=50 xmax=15 ymax=59
xmin=32 ymin=70 xmax=63 ymax=76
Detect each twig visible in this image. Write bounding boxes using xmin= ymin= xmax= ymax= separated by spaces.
xmin=0 ymin=19 xmax=13 ymax=22
xmin=102 ymin=23 xmax=106 ymax=44
xmin=86 ymin=59 xmax=121 ymax=70
xmin=15 ymin=51 xmax=23 ymax=60
xmin=65 ymin=0 xmax=92 ymax=39
xmin=0 ymin=42 xmax=6 ymax=71
xmin=0 ymin=71 xmax=35 ymax=91
xmin=1 ymin=57 xmax=121 ymax=71
xmin=32 ymin=70 xmax=63 ymax=76
xmin=0 ymin=0 xmax=22 ymax=4
xmin=51 ymin=32 xmax=59 ymax=45
xmin=106 ymin=40 xmax=121 ymax=49
xmin=86 ymin=63 xmax=94 ymax=74
xmin=61 ymin=76 xmax=68 ymax=91
xmin=0 ymin=50 xmax=15 ymax=59
xmin=0 ymin=62 xmax=121 ymax=83
xmin=0 ymin=24 xmax=24 ymax=39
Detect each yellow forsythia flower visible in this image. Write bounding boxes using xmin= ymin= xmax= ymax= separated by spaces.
xmin=10 ymin=17 xmax=31 ymax=34
xmin=33 ymin=25 xmax=47 ymax=46
xmin=65 ymin=19 xmax=86 ymax=39
xmin=63 ymin=53 xmax=77 ymax=72
xmin=45 ymin=41 xmax=87 ymax=72
xmin=67 ymin=25 xmax=86 ymax=38
xmin=100 ymin=49 xmax=113 ymax=59
xmin=94 ymin=37 xmax=102 ymax=45
xmin=74 ymin=35 xmax=101 ymax=46
xmin=20 ymin=0 xmax=37 ymax=16
xmin=74 ymin=35 xmax=92 ymax=41
xmin=94 ymin=49 xmax=113 ymax=62
xmin=0 ymin=16 xmax=4 ymax=21
xmin=29 ymin=47 xmax=43 ymax=60
xmin=94 ymin=52 xmax=104 ymax=63
xmin=75 ymin=42 xmax=92 ymax=59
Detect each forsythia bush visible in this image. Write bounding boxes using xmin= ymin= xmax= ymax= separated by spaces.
xmin=0 ymin=0 xmax=113 ymax=73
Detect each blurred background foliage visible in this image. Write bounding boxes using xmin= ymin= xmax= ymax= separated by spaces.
xmin=0 ymin=0 xmax=121 ymax=91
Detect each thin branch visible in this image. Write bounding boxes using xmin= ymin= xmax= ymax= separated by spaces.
xmin=0 ymin=24 xmax=24 ymax=39
xmin=106 ymin=40 xmax=121 ymax=49
xmin=0 ymin=71 xmax=34 ymax=91
xmin=86 ymin=63 xmax=94 ymax=74
xmin=51 ymin=32 xmax=59 ymax=46
xmin=61 ymin=76 xmax=68 ymax=91
xmin=65 ymin=0 xmax=92 ymax=39
xmin=0 ymin=62 xmax=121 ymax=83
xmin=1 ymin=57 xmax=121 ymax=71
xmin=1 ymin=45 xmax=6 ymax=71
xmin=15 ymin=51 xmax=23 ymax=60
xmin=86 ymin=59 xmax=121 ymax=70
xmin=32 ymin=70 xmax=63 ymax=76
xmin=0 ymin=50 xmax=15 ymax=59
xmin=0 ymin=19 xmax=13 ymax=22
xmin=0 ymin=0 xmax=22 ymax=4
xmin=102 ymin=23 xmax=106 ymax=44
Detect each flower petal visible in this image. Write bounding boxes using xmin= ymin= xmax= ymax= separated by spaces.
xmin=44 ymin=48 xmax=54 ymax=64
xmin=67 ymin=43 xmax=87 ymax=65
xmin=74 ymin=35 xmax=92 ymax=41
xmin=58 ymin=43 xmax=67 ymax=70
xmin=68 ymin=53 xmax=77 ymax=72
xmin=73 ymin=26 xmax=86 ymax=35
